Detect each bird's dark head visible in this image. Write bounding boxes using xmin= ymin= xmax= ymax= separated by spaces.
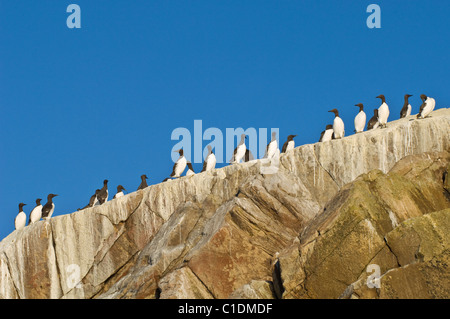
xmin=355 ymin=103 xmax=364 ymax=111
xmin=103 ymin=179 xmax=108 ymax=185
xmin=19 ymin=203 xmax=26 ymax=209
xmin=288 ymin=134 xmax=297 ymax=140
xmin=117 ymin=185 xmax=126 ymax=192
xmin=141 ymin=174 xmax=148 ymax=180
xmin=328 ymin=109 xmax=339 ymax=117
xmin=405 ymin=94 xmax=413 ymax=98
xmin=173 ymin=148 xmax=184 ymax=156
xmin=95 ymin=189 xmax=101 ymax=194
xmin=420 ymin=94 xmax=427 ymax=101
xmin=376 ymin=94 xmax=386 ymax=102
xmin=48 ymin=194 xmax=58 ymax=199
xmin=325 ymin=124 xmax=333 ymax=130
xmin=36 ymin=198 xmax=42 ymax=205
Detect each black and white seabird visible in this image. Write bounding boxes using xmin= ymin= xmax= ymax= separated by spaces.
xmin=201 ymin=145 xmax=216 ymax=172
xmin=138 ymin=174 xmax=149 ymax=190
xmin=367 ymin=109 xmax=379 ymax=130
xmin=230 ymin=134 xmax=247 ymax=164
xmin=417 ymin=94 xmax=436 ymax=119
xmin=113 ymin=185 xmax=126 ymax=199
xmin=328 ymin=109 xmax=345 ymax=139
xmin=186 ymin=162 xmax=195 ymax=176
xmin=15 ymin=203 xmax=27 ymax=230
xmin=354 ymin=103 xmax=366 ymax=133
xmin=170 ymin=149 xmax=187 ymax=178
xmin=28 ymin=198 xmax=42 ymax=224
xmin=376 ymin=95 xmax=389 ymax=128
xmin=400 ymin=94 xmax=413 ymax=118
xmin=264 ymin=132 xmax=279 ymax=159
xmin=97 ymin=179 xmax=109 ymax=204
xmin=78 ymin=189 xmax=100 ymax=211
xmin=42 ymin=194 xmax=58 ymax=221
xmin=281 ymin=135 xmax=297 ymax=153
xmin=319 ymin=125 xmax=334 ymax=142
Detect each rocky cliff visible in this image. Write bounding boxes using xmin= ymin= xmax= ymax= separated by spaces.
xmin=1 ymin=109 xmax=449 ymax=299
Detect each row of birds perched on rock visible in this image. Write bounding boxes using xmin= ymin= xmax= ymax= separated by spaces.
xmin=13 ymin=132 xmax=297 ymax=231
xmin=319 ymin=93 xmax=436 ymax=142
xmin=13 ymin=93 xmax=436 ymax=232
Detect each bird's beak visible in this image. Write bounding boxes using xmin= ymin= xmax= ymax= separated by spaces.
xmin=54 ymin=194 xmax=59 ymax=197
xmin=293 ymin=135 xmax=297 ymax=137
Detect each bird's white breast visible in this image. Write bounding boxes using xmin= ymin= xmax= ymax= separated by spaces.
xmin=266 ymin=140 xmax=278 ymax=159
xmin=322 ymin=129 xmax=334 ymax=142
xmin=286 ymin=140 xmax=295 ymax=152
xmin=30 ymin=205 xmax=43 ymax=223
xmin=406 ymin=104 xmax=412 ymax=117
xmin=115 ymin=192 xmax=124 ymax=199
xmin=378 ymin=103 xmax=390 ymax=124
xmin=15 ymin=212 xmax=26 ymax=230
xmin=234 ymin=144 xmax=246 ymax=162
xmin=206 ymin=153 xmax=217 ymax=171
xmin=421 ymin=98 xmax=435 ymax=118
xmin=175 ymin=156 xmax=187 ymax=176
xmin=354 ymin=111 xmax=366 ymax=133
xmin=333 ymin=117 xmax=345 ymax=138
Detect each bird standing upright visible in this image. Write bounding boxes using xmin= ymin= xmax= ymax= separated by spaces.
xmin=328 ymin=109 xmax=345 ymax=139
xmin=281 ymin=135 xmax=297 ymax=153
xmin=15 ymin=203 xmax=27 ymax=230
xmin=264 ymin=132 xmax=278 ymax=159
xmin=417 ymin=94 xmax=436 ymax=119
xmin=97 ymin=180 xmax=109 ymax=204
xmin=113 ymin=185 xmax=126 ymax=199
xmin=170 ymin=149 xmax=187 ymax=178
xmin=42 ymin=194 xmax=58 ymax=221
xmin=354 ymin=103 xmax=366 ymax=133
xmin=367 ymin=109 xmax=379 ymax=130
xmin=230 ymin=134 xmax=247 ymax=164
xmin=29 ymin=198 xmax=43 ymax=224
xmin=319 ymin=125 xmax=334 ymax=142
xmin=138 ymin=175 xmax=149 ymax=190
xmin=400 ymin=94 xmax=413 ymax=118
xmin=201 ymin=145 xmax=216 ymax=172
xmin=376 ymin=95 xmax=390 ymax=128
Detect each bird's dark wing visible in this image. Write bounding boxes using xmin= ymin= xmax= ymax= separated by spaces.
xmin=170 ymin=162 xmax=177 ymax=177
xmin=281 ymin=140 xmax=289 ymax=153
xmin=41 ymin=204 xmax=50 ymax=218
xmin=367 ymin=116 xmax=377 ymax=130
xmin=418 ymin=101 xmax=426 ymax=116
xmin=89 ymin=194 xmax=97 ymax=206
xmin=400 ymin=106 xmax=407 ymax=118
xmin=201 ymin=158 xmax=208 ymax=172
xmin=319 ymin=130 xmax=325 ymax=142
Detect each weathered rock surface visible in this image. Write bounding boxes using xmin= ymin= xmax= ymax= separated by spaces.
xmin=0 ymin=108 xmax=449 ymax=299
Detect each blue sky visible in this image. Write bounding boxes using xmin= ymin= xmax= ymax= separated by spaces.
xmin=0 ymin=1 xmax=449 ymax=240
